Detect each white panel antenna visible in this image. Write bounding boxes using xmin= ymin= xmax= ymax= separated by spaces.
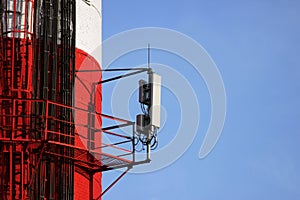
xmin=149 ymin=73 xmax=161 ymax=128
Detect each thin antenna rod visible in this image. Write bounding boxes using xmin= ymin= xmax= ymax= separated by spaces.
xmin=148 ymin=44 xmax=150 ymax=69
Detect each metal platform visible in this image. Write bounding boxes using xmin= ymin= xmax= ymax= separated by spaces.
xmin=0 ymin=98 xmax=147 ymax=199
xmin=0 ymin=98 xmax=137 ymax=171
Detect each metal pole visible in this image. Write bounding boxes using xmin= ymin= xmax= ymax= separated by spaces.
xmin=95 ymin=167 xmax=131 ymax=200
xmin=147 ymin=138 xmax=151 ymax=161
xmin=132 ymin=124 xmax=136 ymax=163
xmin=98 ymin=69 xmax=147 ymax=84
xmin=89 ymin=173 xmax=93 ymax=200
xmin=21 ymin=151 xmax=24 ymax=199
xmin=148 ymin=44 xmax=150 ymax=69
xmin=146 ymin=121 xmax=151 ymax=162
xmin=9 ymin=145 xmax=13 ymax=200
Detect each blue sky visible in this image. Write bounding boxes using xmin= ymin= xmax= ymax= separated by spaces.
xmin=101 ymin=0 xmax=300 ymax=199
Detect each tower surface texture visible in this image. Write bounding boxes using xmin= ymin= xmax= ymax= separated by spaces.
xmin=0 ymin=0 xmax=102 ymax=199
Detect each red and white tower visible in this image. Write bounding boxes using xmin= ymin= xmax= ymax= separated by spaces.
xmin=0 ymin=0 xmax=103 ymax=199
xmin=74 ymin=0 xmax=102 ymax=199
xmin=0 ymin=0 xmax=149 ymax=199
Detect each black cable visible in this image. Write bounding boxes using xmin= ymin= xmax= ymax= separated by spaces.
xmin=140 ymin=103 xmax=146 ymax=115
xmin=151 ymin=136 xmax=158 ymax=150
xmin=144 ymin=104 xmax=149 ymax=115
xmin=134 ymin=135 xmax=139 ymax=146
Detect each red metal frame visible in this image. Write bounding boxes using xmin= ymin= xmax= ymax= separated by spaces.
xmin=0 ymin=1 xmax=151 ymax=199
xmin=0 ymin=97 xmax=137 ymax=199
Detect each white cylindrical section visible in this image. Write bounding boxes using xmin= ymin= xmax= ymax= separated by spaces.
xmin=76 ymin=0 xmax=102 ymax=65
xmin=74 ymin=1 xmax=102 ymax=199
xmin=1 ymin=0 xmax=34 ymax=38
